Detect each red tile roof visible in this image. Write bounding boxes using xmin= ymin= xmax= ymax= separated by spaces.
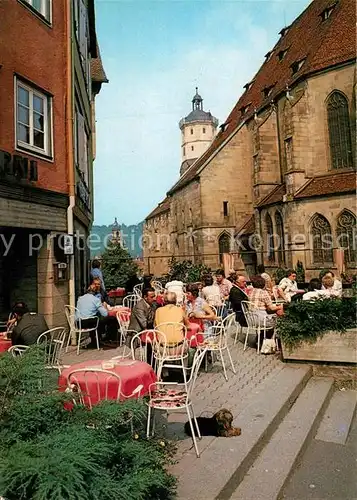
xmin=235 ymin=215 xmax=255 ymax=237
xmin=168 ymin=0 xmax=355 ymax=194
xmin=294 ymin=171 xmax=356 ymax=198
xmin=146 ymin=197 xmax=171 ymax=220
xmin=257 ymin=184 xmax=286 ymax=207
xmin=91 ymin=45 xmax=108 ymax=83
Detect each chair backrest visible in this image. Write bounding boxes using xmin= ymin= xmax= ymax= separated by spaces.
xmin=67 ymin=368 xmax=122 ymax=409
xmin=116 ymin=311 xmax=130 ymax=339
xmin=187 ymin=348 xmax=208 ymax=399
xmin=153 ymin=323 xmax=188 ymax=360
xmin=123 ymin=294 xmax=140 ymax=310
xmin=272 ymin=286 xmax=279 ymax=302
xmin=133 ymin=283 xmax=144 ymax=297
xmin=8 ymin=345 xmax=29 ymax=357
xmin=241 ymin=301 xmax=265 ymax=330
xmin=222 ymin=312 xmax=236 ymax=331
xmin=37 ymin=327 xmax=66 ymax=366
xmin=130 ymin=330 xmax=155 ymax=364
xmin=152 ymin=280 xmax=164 ymax=294
xmin=65 ymin=305 xmax=77 ymax=330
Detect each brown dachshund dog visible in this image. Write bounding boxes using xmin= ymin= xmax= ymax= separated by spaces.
xmin=184 ymin=409 xmax=241 ymax=437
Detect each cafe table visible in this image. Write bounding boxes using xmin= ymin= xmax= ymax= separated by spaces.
xmin=0 ymin=332 xmax=11 ymax=353
xmin=59 ymin=358 xmax=156 ymax=407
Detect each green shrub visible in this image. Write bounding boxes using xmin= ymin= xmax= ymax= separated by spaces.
xmin=0 ymin=347 xmax=176 ymax=500
xmin=277 ymin=297 xmax=357 ymax=350
xmin=166 ymin=257 xmax=211 ymax=283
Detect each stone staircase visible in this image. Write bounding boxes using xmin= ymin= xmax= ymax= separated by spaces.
xmin=173 ymin=364 xmax=356 ymax=500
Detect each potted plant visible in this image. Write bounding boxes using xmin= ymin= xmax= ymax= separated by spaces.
xmin=277 ymin=297 xmax=357 ymax=363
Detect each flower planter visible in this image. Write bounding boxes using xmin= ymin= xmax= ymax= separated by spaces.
xmin=282 ymin=328 xmax=357 ymax=364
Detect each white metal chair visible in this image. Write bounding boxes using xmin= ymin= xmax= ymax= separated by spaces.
xmin=146 ymin=348 xmax=207 ymax=457
xmin=66 ymin=368 xmax=143 ymax=410
xmin=133 ymin=283 xmax=144 ymax=298
xmin=122 ymin=294 xmax=140 ymax=310
xmin=197 ymin=313 xmax=236 ymax=381
xmin=153 ymin=323 xmax=189 ymax=388
xmin=152 ymin=280 xmax=164 ymax=294
xmin=8 ymin=345 xmax=29 ymax=357
xmin=241 ymin=301 xmax=268 ymax=353
xmin=65 ymin=305 xmax=100 ymax=355
xmin=272 ymin=286 xmax=286 ymax=303
xmin=130 ymin=330 xmax=155 ymax=365
xmin=37 ymin=327 xmax=66 ymax=371
xmin=116 ymin=310 xmax=131 ymax=345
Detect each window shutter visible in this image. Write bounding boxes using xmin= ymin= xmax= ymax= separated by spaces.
xmin=78 ymin=112 xmax=85 ymax=175
xmin=79 ymin=0 xmax=87 ymax=61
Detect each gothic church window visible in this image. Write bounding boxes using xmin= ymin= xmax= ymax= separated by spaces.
xmin=327 ymin=91 xmax=353 ymax=169
xmin=336 ymin=210 xmax=356 ymax=263
xmin=311 ymin=214 xmax=333 ymax=264
xmin=275 ymin=211 xmax=285 ymax=265
xmin=265 ymin=214 xmax=275 ymax=261
xmin=218 ymin=233 xmax=231 ymax=264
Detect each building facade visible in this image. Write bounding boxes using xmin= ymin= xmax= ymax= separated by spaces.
xmin=0 ymin=0 xmax=106 ymax=325
xmin=143 ymin=0 xmax=356 ymax=279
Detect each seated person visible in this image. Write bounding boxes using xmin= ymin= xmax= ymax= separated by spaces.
xmin=215 ymin=269 xmax=232 ymax=301
xmin=10 ymin=302 xmax=48 ymax=346
xmin=76 ymin=283 xmax=108 ymax=345
xmin=229 ymin=274 xmax=249 ymax=327
xmin=155 ymin=292 xmax=190 ymax=348
xmin=249 ymin=276 xmax=284 ymax=329
xmin=321 ymin=270 xmax=342 ymax=297
xmin=321 ymin=275 xmax=341 ymax=297
xmin=165 ymin=280 xmax=185 ymax=305
xmin=302 ymin=278 xmax=329 ymax=301
xmin=128 ymin=287 xmax=156 ymax=334
xmin=278 ymin=269 xmax=304 ymax=302
xmin=257 ymin=264 xmax=274 ymax=297
xmin=185 ymin=283 xmax=216 ymax=336
xmin=201 ymin=274 xmax=222 ymax=307
xmin=91 ymin=278 xmax=112 ymax=307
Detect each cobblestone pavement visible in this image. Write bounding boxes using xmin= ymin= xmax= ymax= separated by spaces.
xmin=62 ymin=328 xmax=284 ymax=461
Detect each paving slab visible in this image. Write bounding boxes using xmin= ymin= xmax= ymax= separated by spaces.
xmin=230 ymin=377 xmax=334 ymax=500
xmin=171 ymin=364 xmax=311 ymax=500
xmin=315 ymin=389 xmax=356 ymax=445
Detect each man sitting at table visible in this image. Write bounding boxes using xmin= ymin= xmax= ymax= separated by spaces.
xmin=229 ymin=274 xmax=249 ymax=327
xmin=76 ymin=283 xmax=108 ymax=346
xmin=201 ymin=274 xmax=222 ymax=307
xmin=128 ymin=287 xmax=156 ymax=335
xmin=215 ymin=269 xmax=232 ymax=300
xmin=10 ymin=302 xmax=48 ymax=346
xmin=278 ymin=269 xmax=304 ymax=302
xmin=321 ymin=270 xmax=343 ymax=297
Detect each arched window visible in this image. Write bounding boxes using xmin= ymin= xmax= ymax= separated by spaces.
xmin=337 ymin=210 xmax=356 ymax=263
xmin=327 ymin=91 xmax=353 ymax=169
xmin=311 ymin=214 xmax=333 ymax=264
xmin=265 ymin=213 xmax=275 ymax=261
xmin=218 ymin=232 xmax=231 ymax=264
xmin=275 ymin=211 xmax=285 ymax=265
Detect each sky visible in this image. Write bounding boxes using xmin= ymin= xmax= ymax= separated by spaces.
xmin=93 ymin=0 xmax=311 ymax=226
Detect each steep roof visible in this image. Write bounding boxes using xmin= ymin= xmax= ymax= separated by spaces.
xmin=168 ymin=0 xmax=355 ymax=195
xmin=257 ymin=184 xmax=286 ymax=207
xmin=146 ymin=197 xmax=171 ymax=220
xmin=235 ymin=215 xmax=255 ymax=237
xmin=294 ymin=171 xmax=356 ymax=198
xmin=91 ymin=45 xmax=108 ymax=83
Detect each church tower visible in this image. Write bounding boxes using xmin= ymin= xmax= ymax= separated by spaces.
xmin=179 ymin=87 xmax=218 ymax=176
xmin=111 ymin=217 xmax=122 ymax=246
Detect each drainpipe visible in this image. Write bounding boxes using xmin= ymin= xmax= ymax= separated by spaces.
xmin=66 ymin=0 xmax=76 ymax=321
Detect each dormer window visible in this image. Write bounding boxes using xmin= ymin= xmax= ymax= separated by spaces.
xmin=240 ymin=103 xmax=251 ymax=116
xmin=278 ymin=48 xmax=288 ymax=61
xmin=279 ymin=26 xmax=290 ymax=37
xmin=244 ymin=80 xmax=255 ymax=91
xmin=264 ymin=50 xmax=273 ymax=62
xmin=320 ymin=2 xmax=337 ymax=21
xmin=291 ymin=58 xmax=306 ymax=75
xmin=262 ymin=85 xmax=275 ymax=99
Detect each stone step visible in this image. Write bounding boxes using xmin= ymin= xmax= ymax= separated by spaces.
xmin=315 ymin=389 xmax=357 ymax=445
xmin=229 ymin=377 xmax=334 ymax=500
xmin=173 ymin=364 xmax=312 ymax=500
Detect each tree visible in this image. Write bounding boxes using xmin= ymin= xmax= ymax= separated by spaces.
xmin=166 ymin=257 xmax=211 ymax=283
xmin=101 ymin=242 xmax=138 ymax=290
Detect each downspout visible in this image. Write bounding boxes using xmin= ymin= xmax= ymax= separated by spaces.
xmin=66 ymin=0 xmax=76 ymax=318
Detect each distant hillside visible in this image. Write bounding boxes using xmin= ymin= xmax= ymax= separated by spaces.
xmin=90 ymin=222 xmax=143 ymax=258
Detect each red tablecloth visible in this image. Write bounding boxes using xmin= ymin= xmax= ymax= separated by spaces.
xmin=59 ymin=359 xmax=156 ymax=407
xmin=108 ymin=288 xmax=125 ymax=298
xmin=140 ymin=323 xmax=204 ymax=348
xmin=0 ymin=339 xmax=12 ymax=353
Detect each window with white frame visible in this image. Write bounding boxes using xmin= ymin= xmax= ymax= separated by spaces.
xmin=78 ymin=0 xmax=91 ymax=92
xmin=21 ymin=0 xmax=52 ymax=22
xmin=16 ymin=80 xmax=52 ymax=157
